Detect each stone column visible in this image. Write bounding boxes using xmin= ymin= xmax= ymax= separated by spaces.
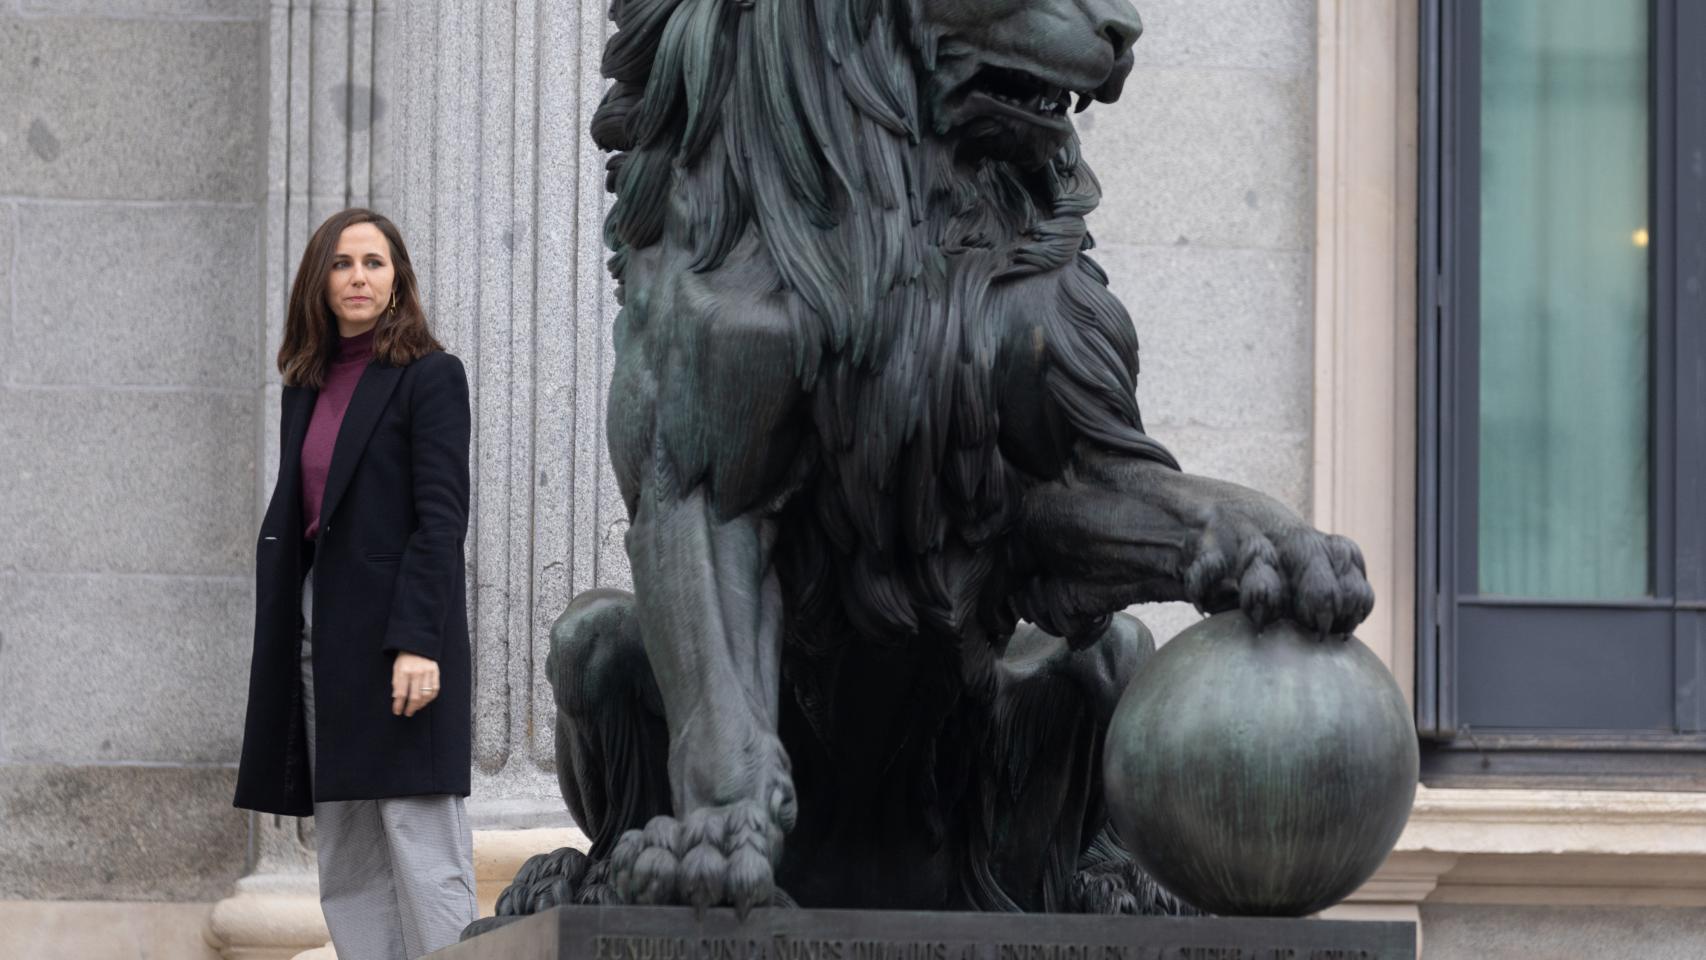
xmin=385 ymin=0 xmax=625 ymax=822
xmin=210 ymin=1 xmax=613 ymax=954
xmin=209 ymin=2 xmax=394 ymax=957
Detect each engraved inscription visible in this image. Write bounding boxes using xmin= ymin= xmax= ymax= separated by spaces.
xmin=594 ymin=937 xmax=765 ymax=960
xmin=587 ymin=936 xmax=1377 ymax=960
xmin=1171 ymin=951 xmax=1374 ymax=960
xmin=1001 ymin=945 xmax=1158 ymax=960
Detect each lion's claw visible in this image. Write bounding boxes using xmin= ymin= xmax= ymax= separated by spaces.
xmin=1186 ymin=518 xmax=1374 ymax=636
xmin=680 ymin=844 xmax=728 ymax=913
xmin=609 ymin=800 xmax=783 ymax=916
xmin=726 ymin=846 xmax=774 ymax=918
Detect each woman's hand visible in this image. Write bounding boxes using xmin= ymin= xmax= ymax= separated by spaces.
xmin=392 ymin=652 xmax=440 ymax=717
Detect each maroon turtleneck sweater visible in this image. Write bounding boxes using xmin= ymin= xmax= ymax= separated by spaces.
xmin=301 ymin=327 xmax=375 ymax=540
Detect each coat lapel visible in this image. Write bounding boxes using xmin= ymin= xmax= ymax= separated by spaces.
xmin=318 ymin=363 xmax=404 ymax=530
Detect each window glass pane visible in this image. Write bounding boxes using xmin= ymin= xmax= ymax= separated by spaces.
xmin=1478 ymin=0 xmax=1651 ymax=599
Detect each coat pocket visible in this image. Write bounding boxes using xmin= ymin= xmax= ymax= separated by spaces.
xmin=366 ymin=552 xmax=403 ymax=562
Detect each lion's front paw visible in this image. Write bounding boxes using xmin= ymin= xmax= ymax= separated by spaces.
xmin=609 ymin=800 xmax=787 ymax=916
xmin=1186 ymin=521 xmax=1373 ymax=636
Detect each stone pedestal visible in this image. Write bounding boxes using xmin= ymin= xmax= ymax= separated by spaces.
xmin=442 ymin=907 xmax=1417 ymax=960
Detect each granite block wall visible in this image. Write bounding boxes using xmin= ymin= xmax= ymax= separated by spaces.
xmin=0 ymin=1 xmax=268 ymax=900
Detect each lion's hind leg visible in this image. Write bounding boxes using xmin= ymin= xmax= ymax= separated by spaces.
xmin=544 ymin=588 xmax=672 ymax=861
xmin=477 ymin=590 xmax=671 ymax=930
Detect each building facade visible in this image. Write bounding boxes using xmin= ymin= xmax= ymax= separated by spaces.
xmin=0 ymin=1 xmax=1700 ymax=957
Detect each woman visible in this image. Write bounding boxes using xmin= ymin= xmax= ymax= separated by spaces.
xmin=235 ymin=208 xmax=477 ymax=959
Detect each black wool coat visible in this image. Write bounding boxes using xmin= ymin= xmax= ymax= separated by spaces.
xmin=235 ymin=349 xmax=473 ymax=817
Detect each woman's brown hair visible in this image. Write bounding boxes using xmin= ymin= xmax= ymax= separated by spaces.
xmin=278 ymin=208 xmax=442 ymax=388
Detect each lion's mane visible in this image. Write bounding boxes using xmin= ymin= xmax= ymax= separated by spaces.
xmin=594 ymin=0 xmax=1177 ymax=643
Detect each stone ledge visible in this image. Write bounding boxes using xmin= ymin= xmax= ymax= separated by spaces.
xmin=0 ymin=900 xmax=222 ymax=960
xmin=1405 ymin=785 xmax=1706 ymax=852
xmin=1347 ymin=787 xmax=1706 ymax=909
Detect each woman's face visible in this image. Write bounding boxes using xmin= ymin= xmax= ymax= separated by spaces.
xmin=325 ymin=222 xmax=396 ymax=333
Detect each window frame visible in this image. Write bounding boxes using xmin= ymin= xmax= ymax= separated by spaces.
xmin=1417 ymin=0 xmax=1706 ymax=789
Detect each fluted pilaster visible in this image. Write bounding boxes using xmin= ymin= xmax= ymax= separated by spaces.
xmin=213 ymin=2 xmax=399 ymax=955
xmin=387 ymin=0 xmax=624 ymax=809
xmin=214 ymin=4 xmax=610 ymax=951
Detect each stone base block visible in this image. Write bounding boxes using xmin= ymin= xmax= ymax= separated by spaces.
xmin=442 ymin=906 xmax=1416 ymax=960
xmin=0 ymin=900 xmax=221 ymax=960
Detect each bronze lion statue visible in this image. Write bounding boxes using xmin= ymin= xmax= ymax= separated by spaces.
xmin=492 ymin=0 xmax=1373 ymax=922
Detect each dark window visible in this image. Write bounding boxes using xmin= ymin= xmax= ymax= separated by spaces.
xmin=1418 ymin=0 xmax=1706 ymax=789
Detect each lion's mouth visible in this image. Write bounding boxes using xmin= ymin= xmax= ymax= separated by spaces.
xmin=971 ymin=66 xmax=1075 ymax=119
xmin=935 ymin=55 xmax=1120 ymax=167
xmin=958 ymin=65 xmax=1085 ymax=132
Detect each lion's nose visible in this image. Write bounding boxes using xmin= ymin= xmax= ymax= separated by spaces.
xmin=1084 ymin=0 xmax=1143 ymax=58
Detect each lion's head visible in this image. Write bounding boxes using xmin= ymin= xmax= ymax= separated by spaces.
xmin=594 ymin=0 xmax=1143 ymax=316
xmin=923 ymin=0 xmax=1140 ymax=168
